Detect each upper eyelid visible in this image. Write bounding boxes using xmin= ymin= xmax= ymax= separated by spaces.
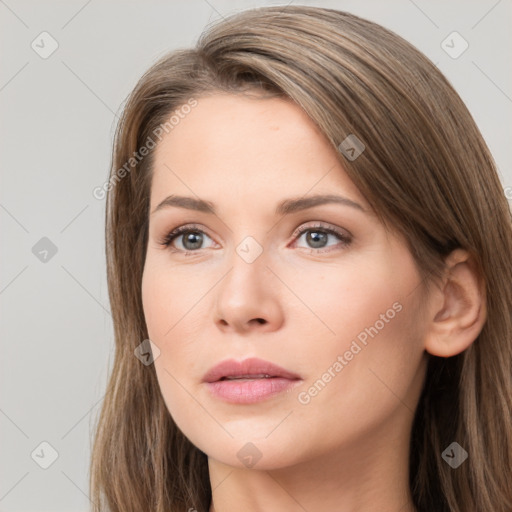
xmin=165 ymin=221 xmax=347 ymax=237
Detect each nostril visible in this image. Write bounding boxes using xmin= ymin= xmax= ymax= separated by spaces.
xmin=255 ymin=318 xmax=265 ymax=324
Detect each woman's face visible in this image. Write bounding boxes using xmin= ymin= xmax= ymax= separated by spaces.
xmin=142 ymin=92 xmax=430 ymax=470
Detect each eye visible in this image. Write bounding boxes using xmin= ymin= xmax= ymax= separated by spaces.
xmin=291 ymin=223 xmax=352 ymax=252
xmin=157 ymin=223 xmax=216 ymax=253
xmin=157 ymin=222 xmax=352 ymax=255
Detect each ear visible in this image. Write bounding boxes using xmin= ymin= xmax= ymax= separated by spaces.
xmin=424 ymin=248 xmax=487 ymax=358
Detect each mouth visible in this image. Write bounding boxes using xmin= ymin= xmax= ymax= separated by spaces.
xmin=220 ymin=374 xmax=277 ymax=381
xmin=202 ymin=357 xmax=301 ymax=383
xmin=202 ymin=357 xmax=302 ymax=404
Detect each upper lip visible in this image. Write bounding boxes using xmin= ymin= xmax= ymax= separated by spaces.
xmin=202 ymin=357 xmax=301 ymax=383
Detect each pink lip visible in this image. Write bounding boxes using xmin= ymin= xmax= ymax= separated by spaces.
xmin=202 ymin=357 xmax=302 ymax=404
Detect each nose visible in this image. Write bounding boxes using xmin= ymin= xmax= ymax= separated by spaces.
xmin=213 ymin=245 xmax=284 ymax=334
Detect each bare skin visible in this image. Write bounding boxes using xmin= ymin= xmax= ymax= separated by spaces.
xmin=141 ymin=92 xmax=486 ymax=512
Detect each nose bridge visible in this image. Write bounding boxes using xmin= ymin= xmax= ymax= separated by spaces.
xmin=213 ymin=230 xmax=282 ymax=331
xmin=235 ymin=234 xmax=266 ymax=267
xmin=222 ymin=232 xmax=270 ymax=297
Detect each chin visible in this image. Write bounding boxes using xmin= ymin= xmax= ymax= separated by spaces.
xmin=198 ymin=435 xmax=305 ymax=471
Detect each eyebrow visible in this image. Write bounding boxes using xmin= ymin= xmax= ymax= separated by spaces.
xmin=151 ymin=193 xmax=366 ymax=216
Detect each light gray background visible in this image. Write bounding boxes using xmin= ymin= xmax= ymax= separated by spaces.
xmin=1 ymin=1 xmax=510 ymax=510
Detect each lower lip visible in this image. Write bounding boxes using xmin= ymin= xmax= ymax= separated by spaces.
xmin=205 ymin=377 xmax=301 ymax=404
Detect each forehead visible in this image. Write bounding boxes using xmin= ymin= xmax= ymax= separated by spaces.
xmin=150 ymin=93 xmax=366 ymax=209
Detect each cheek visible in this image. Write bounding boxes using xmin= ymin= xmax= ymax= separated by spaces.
xmin=322 ymin=241 xmax=421 ymax=348
xmin=141 ymin=264 xmax=206 ymax=389
xmin=293 ymin=252 xmax=426 ymax=437
xmin=286 ymin=252 xmax=415 ymax=356
xmin=141 ymin=259 xmax=201 ymax=342
xmin=141 ymin=261 xmax=211 ymax=424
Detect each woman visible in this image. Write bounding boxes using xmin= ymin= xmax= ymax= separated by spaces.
xmin=89 ymin=5 xmax=512 ymax=511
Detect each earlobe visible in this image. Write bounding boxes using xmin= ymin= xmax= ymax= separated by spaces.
xmin=424 ymin=249 xmax=487 ymax=358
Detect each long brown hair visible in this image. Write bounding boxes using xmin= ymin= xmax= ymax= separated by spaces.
xmin=89 ymin=6 xmax=512 ymax=511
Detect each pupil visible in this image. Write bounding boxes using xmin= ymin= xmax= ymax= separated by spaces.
xmin=184 ymin=232 xmax=202 ymax=250
xmin=307 ymin=231 xmax=327 ymax=248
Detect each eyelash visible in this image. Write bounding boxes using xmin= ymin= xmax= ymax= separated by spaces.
xmin=157 ymin=222 xmax=352 ymax=255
